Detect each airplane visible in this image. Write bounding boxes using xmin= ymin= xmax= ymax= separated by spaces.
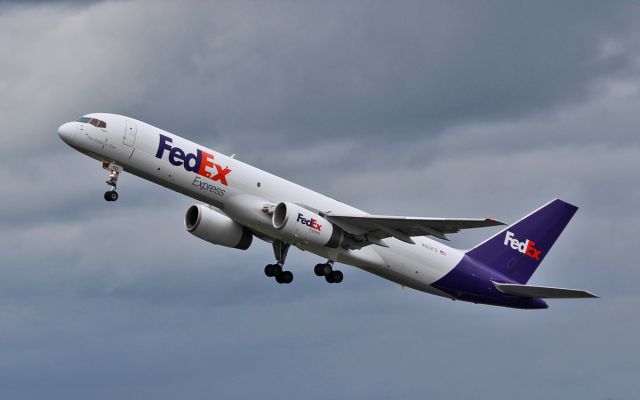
xmin=58 ymin=113 xmax=597 ymax=309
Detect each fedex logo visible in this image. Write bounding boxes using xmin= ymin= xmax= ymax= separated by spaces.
xmin=504 ymin=231 xmax=542 ymax=261
xmin=297 ymin=213 xmax=322 ymax=231
xmin=155 ymin=134 xmax=231 ymax=186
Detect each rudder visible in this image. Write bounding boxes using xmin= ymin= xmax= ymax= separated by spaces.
xmin=466 ymin=199 xmax=578 ymax=284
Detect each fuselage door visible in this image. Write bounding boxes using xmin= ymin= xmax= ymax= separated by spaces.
xmin=124 ymin=120 xmax=137 ymax=147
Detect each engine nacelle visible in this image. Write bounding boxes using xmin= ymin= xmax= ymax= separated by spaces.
xmin=272 ymin=202 xmax=343 ymax=248
xmin=185 ymin=205 xmax=253 ymax=250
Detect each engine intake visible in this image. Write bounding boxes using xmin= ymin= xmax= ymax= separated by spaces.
xmin=272 ymin=202 xmax=343 ymax=248
xmin=185 ymin=205 xmax=253 ymax=250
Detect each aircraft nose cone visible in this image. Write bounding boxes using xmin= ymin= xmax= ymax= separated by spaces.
xmin=58 ymin=122 xmax=77 ymax=144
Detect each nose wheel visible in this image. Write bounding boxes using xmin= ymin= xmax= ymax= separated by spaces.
xmin=104 ymin=190 xmax=119 ymax=202
xmin=103 ymin=162 xmax=121 ymax=202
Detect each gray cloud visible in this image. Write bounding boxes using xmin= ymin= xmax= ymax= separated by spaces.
xmin=131 ymin=1 xmax=638 ymax=144
xmin=0 ymin=1 xmax=638 ymax=399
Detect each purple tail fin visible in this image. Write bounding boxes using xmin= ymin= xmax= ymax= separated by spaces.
xmin=466 ymin=199 xmax=578 ymax=284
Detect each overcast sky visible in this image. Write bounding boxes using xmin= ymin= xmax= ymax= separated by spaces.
xmin=0 ymin=1 xmax=638 ymax=399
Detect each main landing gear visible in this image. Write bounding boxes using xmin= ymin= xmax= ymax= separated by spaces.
xmin=264 ymin=241 xmax=294 ymax=284
xmin=264 ymin=264 xmax=293 ymax=284
xmin=103 ymin=162 xmax=121 ymax=202
xmin=314 ymin=261 xmax=343 ymax=284
xmin=263 ymin=241 xmax=343 ymax=285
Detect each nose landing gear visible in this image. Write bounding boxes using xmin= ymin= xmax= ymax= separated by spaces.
xmin=103 ymin=162 xmax=121 ymax=202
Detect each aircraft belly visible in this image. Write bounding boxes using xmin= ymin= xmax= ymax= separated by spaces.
xmin=292 ymin=242 xmax=456 ymax=299
xmin=373 ymin=241 xmax=461 ymax=282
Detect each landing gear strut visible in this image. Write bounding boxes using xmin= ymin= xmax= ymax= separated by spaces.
xmin=264 ymin=241 xmax=293 ymax=284
xmin=103 ymin=162 xmax=121 ymax=202
xmin=314 ymin=261 xmax=343 ymax=283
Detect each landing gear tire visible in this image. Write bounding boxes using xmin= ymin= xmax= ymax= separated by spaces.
xmin=265 ymin=264 xmax=282 ymax=277
xmin=314 ymin=263 xmax=326 ymax=276
xmin=264 ymin=264 xmax=276 ymax=277
xmin=276 ymin=270 xmax=293 ymax=284
xmin=325 ymin=270 xmax=343 ymax=284
xmin=104 ymin=190 xmax=118 ymax=202
xmin=320 ymin=263 xmax=333 ymax=276
xmin=330 ymin=270 xmax=343 ymax=283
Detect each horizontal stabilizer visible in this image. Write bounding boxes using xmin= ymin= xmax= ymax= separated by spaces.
xmin=493 ymin=282 xmax=598 ymax=299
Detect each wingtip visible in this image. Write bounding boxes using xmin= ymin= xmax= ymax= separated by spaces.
xmin=486 ymin=217 xmax=507 ymax=226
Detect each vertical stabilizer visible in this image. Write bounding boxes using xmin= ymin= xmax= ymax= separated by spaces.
xmin=466 ymin=199 xmax=578 ymax=284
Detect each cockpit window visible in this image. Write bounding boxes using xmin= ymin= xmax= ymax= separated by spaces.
xmin=76 ymin=116 xmax=106 ymax=128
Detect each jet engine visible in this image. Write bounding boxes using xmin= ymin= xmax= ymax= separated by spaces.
xmin=272 ymin=202 xmax=343 ymax=248
xmin=185 ymin=205 xmax=253 ymax=250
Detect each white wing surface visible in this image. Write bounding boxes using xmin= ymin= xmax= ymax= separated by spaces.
xmin=326 ymin=213 xmax=506 ymax=244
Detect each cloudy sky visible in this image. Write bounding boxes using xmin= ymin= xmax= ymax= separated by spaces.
xmin=0 ymin=0 xmax=638 ymax=398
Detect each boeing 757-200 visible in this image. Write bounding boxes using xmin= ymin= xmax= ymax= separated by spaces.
xmin=58 ymin=113 xmax=597 ymax=309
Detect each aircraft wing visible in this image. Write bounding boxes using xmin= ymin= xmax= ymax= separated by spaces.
xmin=326 ymin=213 xmax=506 ymax=244
xmin=493 ymin=282 xmax=598 ymax=298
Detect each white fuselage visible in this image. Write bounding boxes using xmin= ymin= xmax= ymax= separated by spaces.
xmin=60 ymin=113 xmax=463 ymax=299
